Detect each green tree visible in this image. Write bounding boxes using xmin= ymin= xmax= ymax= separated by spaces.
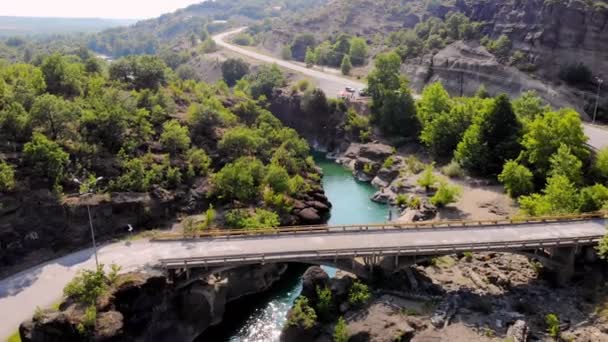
xmin=288 ymin=297 xmax=317 ymax=329
xmin=333 ymin=317 xmax=349 ymax=342
xmin=340 ymin=55 xmax=352 ymax=75
xmin=512 ymin=91 xmax=547 ymax=121
xmin=498 ymin=160 xmax=534 ymax=198
xmin=186 ymin=148 xmax=211 ymax=178
xmin=40 ymin=54 xmax=84 ymax=97
xmin=30 ymin=94 xmax=76 ymax=140
xmin=0 ymin=102 xmax=31 ymax=141
xmin=305 ymin=47 xmax=316 ymax=68
xmin=109 ymin=55 xmax=167 ymax=90
xmin=212 ymin=157 xmax=265 ymax=202
xmin=474 ymin=84 xmax=490 ymax=98
xmin=456 ymin=94 xmax=522 ymax=175
xmin=594 ymin=147 xmax=608 ymax=180
xmin=579 ymin=184 xmax=608 ymax=212
xmin=247 ymin=64 xmax=285 ymax=99
xmin=23 ymin=133 xmax=69 ymax=185
xmin=349 ymin=37 xmax=368 ymax=66
xmin=367 ymin=51 xmax=401 ymax=103
xmin=221 ymin=58 xmax=250 ymax=86
xmin=348 ymin=281 xmax=370 ymax=307
xmin=520 ymin=109 xmax=588 ymax=179
xmin=548 ymin=144 xmax=583 ymax=185
xmin=519 ymin=175 xmax=580 ymax=216
xmin=417 ymin=82 xmax=451 ymax=127
xmin=218 ymin=126 xmax=266 ymax=160
xmin=160 ymin=120 xmax=191 ymax=155
xmin=281 ymin=45 xmax=293 ymax=60
xmin=265 ymin=163 xmax=290 ymax=193
xmin=291 ymin=33 xmax=316 ymax=61
xmin=0 ymin=161 xmax=15 ymax=192
xmin=376 ymin=79 xmax=418 ymax=137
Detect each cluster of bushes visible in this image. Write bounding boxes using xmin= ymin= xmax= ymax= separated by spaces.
xmin=287 ymin=33 xmax=368 ymax=73
xmin=387 ymin=11 xmax=481 ymax=60
xmin=287 ymin=280 xmax=370 ymax=340
xmin=0 ymin=48 xmax=319 ymax=233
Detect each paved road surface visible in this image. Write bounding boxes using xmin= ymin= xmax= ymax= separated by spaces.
xmin=213 ymin=27 xmax=365 ymax=98
xmin=1 ymin=219 xmax=605 ymax=339
xmin=584 ymin=124 xmax=608 ymax=150
xmin=214 ymin=28 xmax=608 ymax=151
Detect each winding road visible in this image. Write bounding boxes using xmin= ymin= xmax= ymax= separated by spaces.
xmin=214 ymin=27 xmax=608 ymax=151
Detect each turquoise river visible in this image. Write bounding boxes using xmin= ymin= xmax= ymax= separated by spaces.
xmin=200 ymin=155 xmax=391 ymax=341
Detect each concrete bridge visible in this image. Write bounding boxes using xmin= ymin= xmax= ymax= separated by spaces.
xmin=157 ymin=215 xmax=607 ymax=285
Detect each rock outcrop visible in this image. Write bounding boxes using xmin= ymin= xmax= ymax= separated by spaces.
xmin=20 ymin=264 xmax=287 ymax=342
xmin=0 ymin=189 xmax=181 ymax=278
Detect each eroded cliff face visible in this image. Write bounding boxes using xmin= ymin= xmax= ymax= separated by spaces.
xmin=268 ymin=88 xmax=348 ymax=152
xmin=20 ymin=264 xmax=287 ymax=342
xmin=0 ymin=188 xmax=192 ymax=278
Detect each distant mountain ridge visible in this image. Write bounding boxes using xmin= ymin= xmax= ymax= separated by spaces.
xmin=0 ymin=16 xmax=137 ymax=36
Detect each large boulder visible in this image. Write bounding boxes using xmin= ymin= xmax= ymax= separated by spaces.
xmin=358 ymin=143 xmax=394 ymax=162
xmin=506 ymin=320 xmax=529 ymax=342
xmin=301 ymin=266 xmax=330 ymax=305
xmin=297 ymin=207 xmax=322 ymax=224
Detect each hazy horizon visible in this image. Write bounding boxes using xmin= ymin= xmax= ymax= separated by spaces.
xmin=0 ymin=0 xmax=206 ymax=20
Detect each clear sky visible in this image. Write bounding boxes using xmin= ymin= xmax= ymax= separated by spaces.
xmin=0 ymin=0 xmax=206 ymax=19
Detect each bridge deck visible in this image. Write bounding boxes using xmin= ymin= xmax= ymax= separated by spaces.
xmin=157 ymin=219 xmax=607 ymax=269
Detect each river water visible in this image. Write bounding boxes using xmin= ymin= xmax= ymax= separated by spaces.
xmin=201 ymin=155 xmax=390 ymax=341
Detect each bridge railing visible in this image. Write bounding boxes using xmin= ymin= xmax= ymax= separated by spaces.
xmin=152 ymin=212 xmax=607 ymax=242
xmin=160 ymin=235 xmax=603 ymax=270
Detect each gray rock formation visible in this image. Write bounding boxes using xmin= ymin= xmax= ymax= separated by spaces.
xmin=506 ymin=320 xmax=529 ymax=342
xmin=20 ymin=264 xmax=287 ymax=342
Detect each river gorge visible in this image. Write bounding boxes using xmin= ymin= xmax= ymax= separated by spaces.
xmin=201 ymin=154 xmax=392 ymax=341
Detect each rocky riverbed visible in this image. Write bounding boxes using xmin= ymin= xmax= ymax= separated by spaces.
xmin=281 ymin=253 xmax=608 ymax=342
xmin=333 ymin=141 xmax=516 ymax=223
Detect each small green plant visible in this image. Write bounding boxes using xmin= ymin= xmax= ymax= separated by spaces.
xmin=405 ymin=156 xmax=424 ymax=174
xmin=395 ymin=194 xmax=408 ymax=207
xmin=7 ymin=330 xmax=21 ymax=342
xmin=462 ymin=251 xmax=473 ymax=262
xmin=288 ymin=297 xmax=317 ymax=329
xmin=316 ymin=286 xmax=334 ymax=321
xmin=417 ymin=164 xmax=437 ymax=191
xmin=383 ymin=156 xmax=395 ymax=169
xmin=441 ymin=160 xmax=465 ymax=178
xmin=430 ymin=180 xmax=462 ymax=207
xmin=545 ymin=313 xmax=560 ymax=339
xmin=407 ymin=196 xmax=421 ymax=210
xmin=597 ymin=233 xmax=608 ymax=260
xmin=107 ymin=264 xmax=122 ymax=285
xmin=63 ymin=265 xmax=108 ymax=305
xmin=33 ymin=306 xmax=45 ymax=321
xmin=348 ymin=281 xmax=371 ymax=307
xmin=363 ymin=163 xmax=373 ymax=175
xmin=333 ymin=316 xmax=349 ymax=342
xmin=82 ymin=305 xmax=97 ymax=328
xmin=401 ymin=307 xmax=420 ymax=316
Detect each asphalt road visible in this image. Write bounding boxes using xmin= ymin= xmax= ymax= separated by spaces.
xmin=1 ymin=219 xmax=605 ymax=339
xmin=214 ymin=28 xmax=608 ymax=151
xmin=213 ymin=27 xmax=366 ymax=98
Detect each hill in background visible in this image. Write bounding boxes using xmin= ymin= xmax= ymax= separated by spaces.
xmin=0 ymin=16 xmax=137 ymax=36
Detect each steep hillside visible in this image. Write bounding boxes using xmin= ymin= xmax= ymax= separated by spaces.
xmin=254 ymin=0 xmax=607 ymax=118
xmin=88 ymin=0 xmax=328 ymax=57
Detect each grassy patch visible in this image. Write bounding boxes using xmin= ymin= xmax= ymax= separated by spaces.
xmin=7 ymin=330 xmax=21 ymax=342
xmin=431 ymin=256 xmax=456 ymax=268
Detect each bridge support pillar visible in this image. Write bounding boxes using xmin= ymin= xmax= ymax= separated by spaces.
xmin=551 ymin=247 xmax=576 ymax=286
